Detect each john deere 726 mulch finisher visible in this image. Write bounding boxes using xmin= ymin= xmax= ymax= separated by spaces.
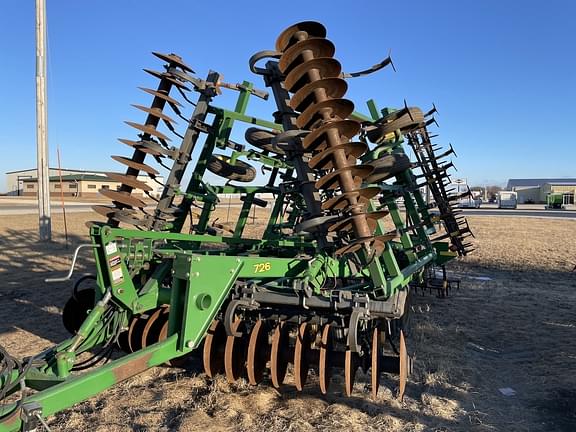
xmin=0 ymin=21 xmax=473 ymax=431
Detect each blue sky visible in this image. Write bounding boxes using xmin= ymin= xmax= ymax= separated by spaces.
xmin=0 ymin=0 xmax=574 ymax=192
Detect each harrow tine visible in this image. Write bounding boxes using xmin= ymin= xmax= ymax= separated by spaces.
xmin=425 ymin=117 xmax=439 ymax=128
xmin=424 ymin=103 xmax=438 ymax=117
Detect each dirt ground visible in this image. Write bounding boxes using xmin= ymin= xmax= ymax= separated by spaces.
xmin=0 ymin=210 xmax=575 ymax=431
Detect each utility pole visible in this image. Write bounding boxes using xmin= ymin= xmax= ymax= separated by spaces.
xmin=36 ymin=0 xmax=51 ymax=240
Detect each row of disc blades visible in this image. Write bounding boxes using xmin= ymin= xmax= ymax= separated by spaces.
xmin=92 ymin=52 xmax=195 ymax=229
xmin=276 ymin=22 xmax=398 ymax=258
xmin=203 ymin=319 xmax=408 ymax=399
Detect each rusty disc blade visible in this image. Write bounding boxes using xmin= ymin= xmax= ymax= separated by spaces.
xmin=92 ymin=205 xmax=147 ymax=226
xmin=161 ymin=74 xmax=190 ymax=91
xmin=246 ymin=320 xmax=269 ymax=385
xmin=112 ymin=212 xmax=148 ymax=228
xmin=92 ymin=205 xmax=120 ymax=218
xmin=285 ymin=57 xmax=342 ymax=93
xmin=329 ymin=213 xmax=379 ymax=234
xmin=276 ymin=21 xmax=327 ymax=52
xmin=398 ymin=330 xmax=408 ymax=400
xmin=131 ymin=104 xmax=177 ymax=124
xmin=371 ymin=326 xmax=381 ymax=399
xmin=335 ymin=240 xmax=363 ymax=257
xmin=309 ymin=141 xmax=367 ymax=170
xmin=318 ymin=324 xmax=333 ymax=395
xmin=279 ymin=38 xmax=335 ymax=74
xmin=203 ymin=320 xmax=227 ymax=378
xmin=118 ymin=138 xmax=174 ymax=158
xmin=270 ymin=321 xmax=290 ymax=388
xmin=124 ymin=121 xmax=171 ymax=142
xmin=111 ymin=155 xmax=160 ymax=176
xmin=290 ymin=77 xmax=347 ymax=112
xmin=143 ymin=69 xmax=190 ymax=91
xmin=224 ymin=319 xmax=247 ymax=383
xmin=302 ymin=119 xmax=360 ymax=151
xmin=99 ymin=189 xmax=146 ymax=209
xmin=152 ymin=52 xmax=195 ymax=73
xmin=141 ymin=307 xmax=167 ymax=347
xmin=344 ymin=350 xmax=359 ymax=397
xmin=335 ymin=231 xmax=397 ymax=257
xmin=322 ymin=187 xmax=380 ymax=211
xmin=294 ymin=322 xmax=312 ymax=391
xmin=315 ymin=165 xmax=374 ymax=191
xmin=156 ymin=318 xmax=186 ymax=367
xmin=128 ymin=314 xmax=149 ymax=353
xmin=138 ymin=87 xmax=183 ymax=107
xmin=297 ymin=98 xmax=355 ymax=130
xmin=105 ymin=172 xmax=153 ymax=192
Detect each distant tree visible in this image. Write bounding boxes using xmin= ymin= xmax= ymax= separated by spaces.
xmin=486 ymin=185 xmax=502 ymax=201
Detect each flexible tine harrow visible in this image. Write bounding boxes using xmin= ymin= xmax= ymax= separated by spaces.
xmin=0 ymin=21 xmax=472 ymax=432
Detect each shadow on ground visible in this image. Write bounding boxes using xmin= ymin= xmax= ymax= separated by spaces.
xmin=0 ymin=227 xmax=93 ymax=346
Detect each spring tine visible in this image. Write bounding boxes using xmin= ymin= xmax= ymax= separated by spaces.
xmin=341 ymin=52 xmax=395 ymax=78
xmin=424 ymin=103 xmax=438 ymax=117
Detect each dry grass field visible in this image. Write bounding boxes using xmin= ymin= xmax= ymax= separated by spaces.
xmin=1 ymin=210 xmax=575 ymax=431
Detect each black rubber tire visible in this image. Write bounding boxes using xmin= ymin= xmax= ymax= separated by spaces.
xmin=244 ymin=127 xmax=285 ymax=155
xmin=365 ymin=153 xmax=411 ymax=184
xmin=62 ymin=289 xmax=95 ymax=335
xmin=207 ymin=154 xmax=257 ymax=182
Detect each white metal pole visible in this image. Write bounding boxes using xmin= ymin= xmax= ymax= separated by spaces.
xmin=36 ymin=0 xmax=51 ymax=240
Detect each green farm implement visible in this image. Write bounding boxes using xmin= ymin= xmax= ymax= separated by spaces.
xmin=545 ymin=193 xmax=565 ymax=210
xmin=0 ymin=21 xmax=473 ymax=431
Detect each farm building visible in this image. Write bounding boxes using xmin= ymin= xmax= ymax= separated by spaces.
xmin=6 ymin=168 xmax=162 ymax=198
xmin=506 ymin=178 xmax=576 ymax=204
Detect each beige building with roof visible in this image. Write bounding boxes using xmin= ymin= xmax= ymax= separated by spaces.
xmin=16 ymin=172 xmax=163 ymax=198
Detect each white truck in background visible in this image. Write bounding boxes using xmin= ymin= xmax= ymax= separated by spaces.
xmin=498 ymin=191 xmax=518 ymax=209
xmin=458 ymin=190 xmax=482 ymax=208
